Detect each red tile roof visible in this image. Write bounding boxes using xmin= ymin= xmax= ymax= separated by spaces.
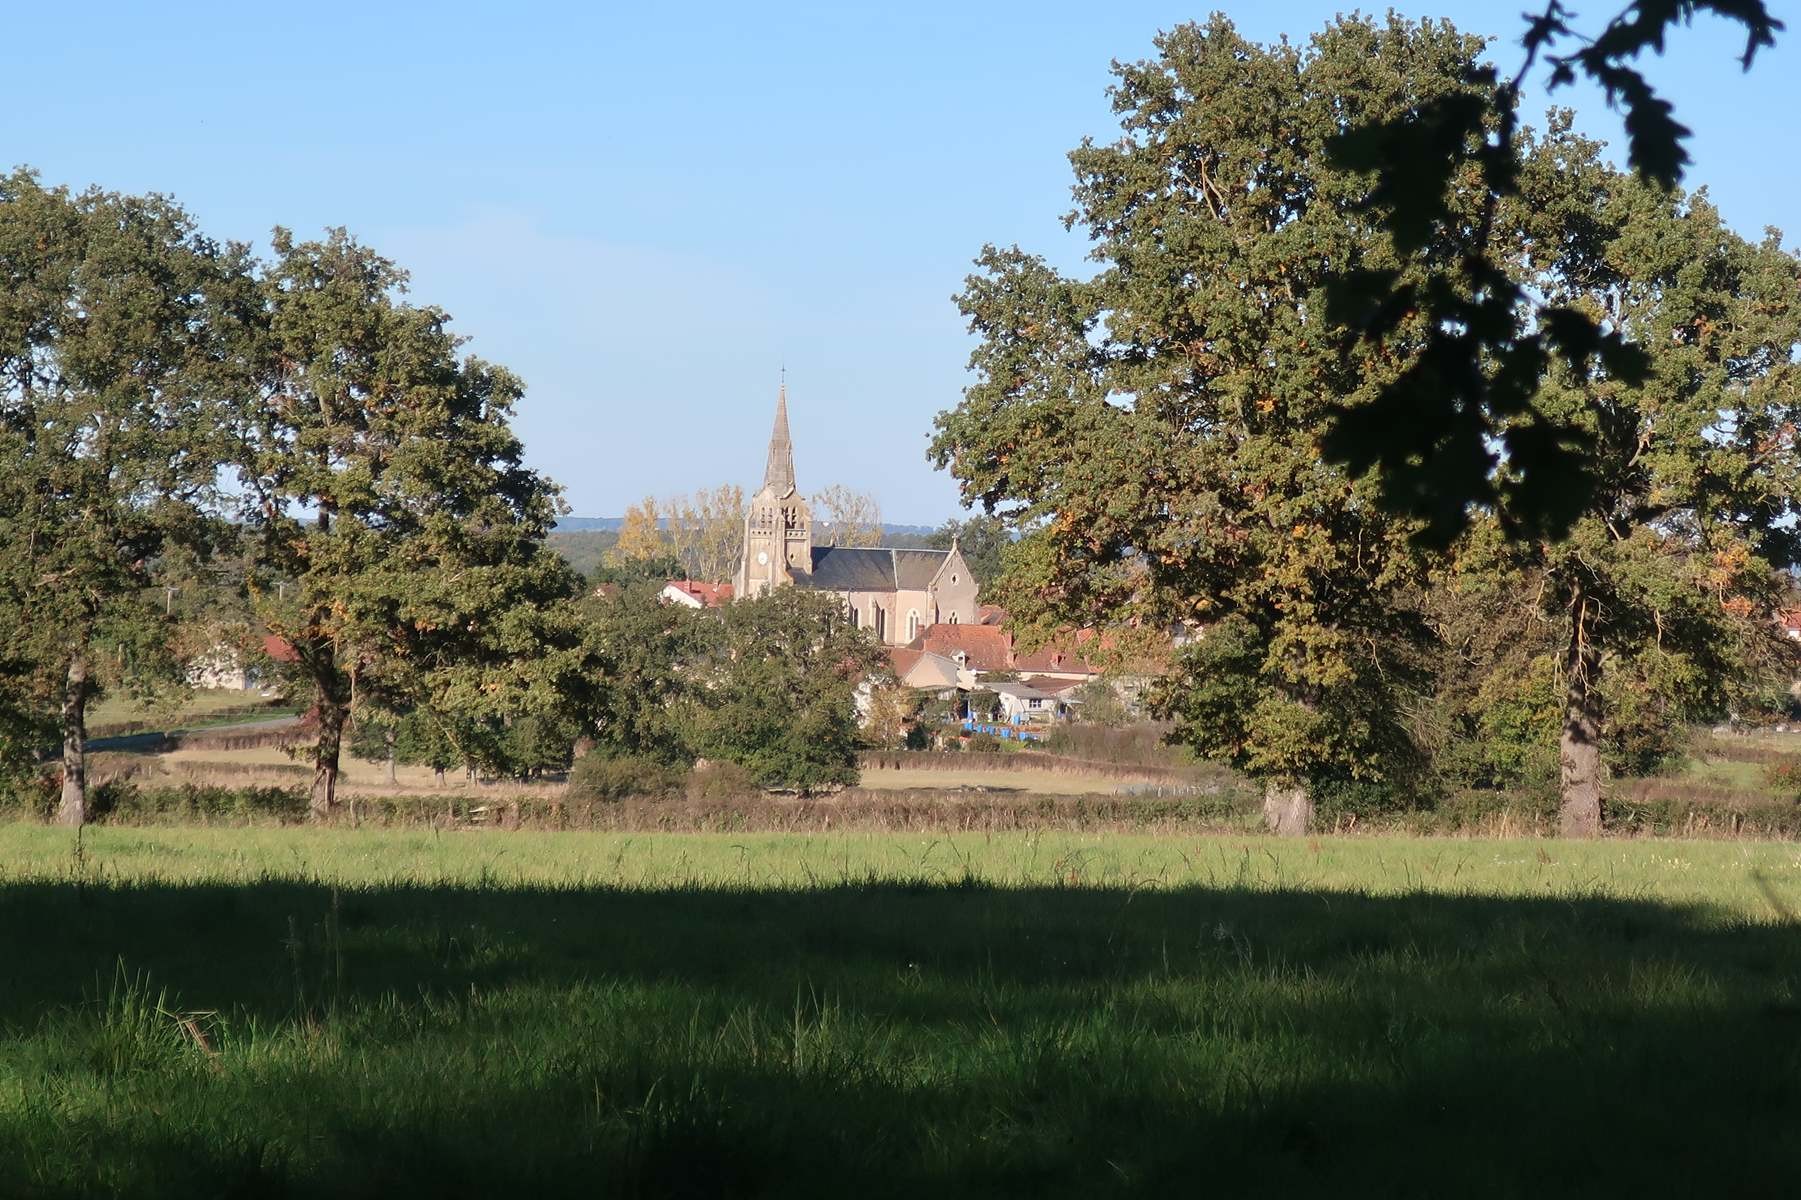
xmin=977 ymin=605 xmax=1009 ymax=626
xmin=886 ymin=647 xmax=924 ymax=677
xmin=909 ymin=623 xmax=1014 ymax=673
xmin=1012 ymin=642 xmax=1098 ymax=676
xmin=664 ymin=579 xmax=734 ymax=607
xmin=261 ymin=634 xmax=299 ymax=664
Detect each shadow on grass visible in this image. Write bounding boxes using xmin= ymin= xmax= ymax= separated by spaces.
xmin=3 ymin=878 xmax=1799 ymax=1197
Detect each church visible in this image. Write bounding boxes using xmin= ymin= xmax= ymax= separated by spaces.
xmin=734 ymin=386 xmax=978 ymax=645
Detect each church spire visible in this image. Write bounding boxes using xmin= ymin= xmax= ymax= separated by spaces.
xmin=762 ymin=381 xmax=796 ymax=498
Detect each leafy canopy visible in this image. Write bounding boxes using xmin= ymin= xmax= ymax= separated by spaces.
xmin=1322 ymin=1 xmax=1783 ymax=545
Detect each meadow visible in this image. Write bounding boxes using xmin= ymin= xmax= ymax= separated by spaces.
xmin=4 ymin=826 xmax=1801 ymax=1197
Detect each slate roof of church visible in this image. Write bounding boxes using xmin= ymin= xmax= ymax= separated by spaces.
xmin=805 ymin=546 xmax=951 ymax=591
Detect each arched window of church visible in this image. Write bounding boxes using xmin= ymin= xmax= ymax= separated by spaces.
xmin=948 ymin=612 xmax=959 ymax=624
xmin=847 ymin=603 xmax=859 ymax=629
xmin=906 ymin=610 xmax=920 ymax=642
xmin=874 ymin=606 xmax=886 ymax=642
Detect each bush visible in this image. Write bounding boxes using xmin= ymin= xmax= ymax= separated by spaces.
xmin=87 ymin=783 xmax=308 ymax=824
xmin=1764 ymin=760 xmax=1801 ymax=802
xmin=1310 ymin=777 xmax=1427 ymax=825
xmin=568 ymin=751 xmax=683 ymax=802
xmin=686 ymin=760 xmax=758 ymax=801
xmin=966 ymin=732 xmax=1000 ymax=754
xmin=1041 ymin=722 xmax=1187 ymax=771
xmin=1069 ymin=678 xmax=1131 ymax=726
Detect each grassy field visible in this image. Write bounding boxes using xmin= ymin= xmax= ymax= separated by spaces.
xmin=142 ymin=753 xmax=1155 ymax=798
xmin=147 ymin=744 xmax=453 ymax=790
xmin=855 ymin=766 xmax=1160 ymax=795
xmin=85 ymin=689 xmax=290 ymax=734
xmin=4 ymin=828 xmax=1801 ymax=1196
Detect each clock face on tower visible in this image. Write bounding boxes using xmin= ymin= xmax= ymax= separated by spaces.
xmin=756 ymin=551 xmax=769 ymax=566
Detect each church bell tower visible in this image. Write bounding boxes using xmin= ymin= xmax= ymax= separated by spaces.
xmin=735 ymin=383 xmax=813 ymax=599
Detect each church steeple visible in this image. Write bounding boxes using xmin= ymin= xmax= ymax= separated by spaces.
xmin=763 ymin=383 xmax=797 ymax=498
xmin=736 ymin=377 xmax=813 ymax=600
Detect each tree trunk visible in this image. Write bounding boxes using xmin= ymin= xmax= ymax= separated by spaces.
xmin=56 ymin=655 xmax=90 ymax=827
xmin=385 ymin=727 xmax=398 ymax=786
xmin=1559 ymin=590 xmax=1604 ymax=838
xmin=1262 ymin=777 xmax=1312 ymax=836
xmin=311 ymin=686 xmax=346 ymax=822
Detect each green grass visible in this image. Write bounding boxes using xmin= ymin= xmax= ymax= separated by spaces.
xmin=4 ymin=827 xmax=1801 ymax=1197
xmin=1680 ymin=755 xmax=1769 ymax=790
xmin=86 ymin=689 xmax=292 ymax=736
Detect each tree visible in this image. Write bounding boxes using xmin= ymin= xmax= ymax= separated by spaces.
xmin=926 ymin=515 xmax=1009 ymax=596
xmin=863 ymin=682 xmax=923 ymax=749
xmin=608 ymin=496 xmax=667 ymax=567
xmin=686 ymin=589 xmax=889 ymax=789
xmin=234 ymin=227 xmax=587 ymax=820
xmin=662 ymin=485 xmax=744 ymax=582
xmin=1070 ymin=678 xmax=1130 ymax=728
xmin=0 ymin=172 xmax=242 ymax=824
xmin=1322 ymin=2 xmax=1784 ymax=543
xmin=579 ymin=583 xmax=887 ymax=788
xmin=812 ymin=484 xmax=883 ymax=547
xmin=1491 ymin=125 xmax=1801 ymax=834
xmin=931 ymin=16 xmax=1488 ymax=832
xmin=577 ymin=579 xmax=707 ymax=763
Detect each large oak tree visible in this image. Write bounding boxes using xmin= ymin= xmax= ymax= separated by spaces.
xmin=235 ymin=228 xmax=586 ymax=820
xmin=931 ymin=16 xmax=1496 ymax=832
xmin=1501 ymin=122 xmax=1801 ymax=834
xmin=0 ymin=171 xmax=242 ymax=823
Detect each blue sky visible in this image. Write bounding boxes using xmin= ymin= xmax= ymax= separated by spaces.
xmin=6 ymin=2 xmax=1793 ymax=523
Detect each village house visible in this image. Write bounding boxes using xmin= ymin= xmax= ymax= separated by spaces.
xmin=660 ymin=579 xmax=734 ymax=609
xmin=186 ymin=634 xmax=298 ymax=692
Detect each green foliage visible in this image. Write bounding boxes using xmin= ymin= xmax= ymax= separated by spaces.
xmin=925 ymin=514 xmax=1010 ymax=594
xmin=499 ymin=713 xmax=578 ymax=779
xmin=578 ymin=582 xmax=708 ymax=764
xmin=1762 ymin=760 xmax=1801 ymax=803
xmin=231 ymin=227 xmax=591 ymax=815
xmin=0 ymin=170 xmax=245 ymax=819
xmin=1041 ymin=722 xmax=1190 ymax=773
xmin=587 ymin=550 xmax=683 ymax=589
xmin=544 ymin=530 xmax=619 ymax=579
xmin=965 ymin=732 xmax=1000 ymax=754
xmin=933 ymin=14 xmax=1800 ymax=824
xmin=568 ymin=750 xmax=683 ymax=802
xmin=78 ymin=783 xmax=308 ymax=825
xmin=685 ymin=590 xmax=889 ymax=791
xmin=1069 ymin=678 xmax=1129 ymax=728
xmin=1321 ymin=1 xmax=1783 ymax=543
xmin=581 ymin=586 xmax=886 ymax=791
xmin=932 ymin=16 xmax=1464 ymax=807
xmin=685 ymin=759 xmax=756 ymax=801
